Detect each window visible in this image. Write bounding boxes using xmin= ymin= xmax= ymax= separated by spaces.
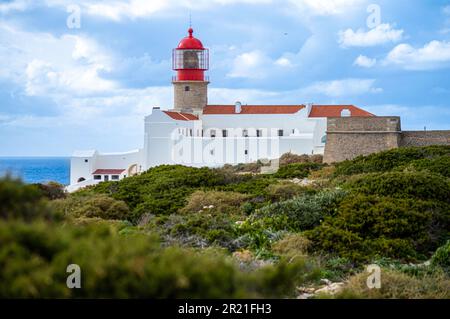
xmin=244 ymin=150 xmax=248 ymax=155
xmin=77 ymin=177 xmax=86 ymax=183
xmin=341 ymin=109 xmax=351 ymax=117
xmin=84 ymin=159 xmax=88 ymax=163
xmin=256 ymin=129 xmax=262 ymax=137
xmin=94 ymin=175 xmax=102 ymax=180
xmin=189 ymin=129 xmax=193 ymax=137
xmin=210 ymin=130 xmax=216 ymax=138
xmin=242 ymin=129 xmax=248 ymax=137
xmin=210 ymin=149 xmax=215 ymax=155
xmin=278 ymin=129 xmax=284 ymax=137
xmin=104 ymin=175 xmax=109 ymax=182
xmin=321 ymin=135 xmax=327 ymax=144
xmin=184 ymin=86 xmax=190 ymax=92
xmin=222 ymin=130 xmax=228 ymax=138
xmin=292 ymin=129 xmax=295 ymax=134
xmin=111 ymin=175 xmax=120 ymax=180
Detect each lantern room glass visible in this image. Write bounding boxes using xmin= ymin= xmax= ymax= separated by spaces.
xmin=173 ymin=49 xmax=209 ymax=70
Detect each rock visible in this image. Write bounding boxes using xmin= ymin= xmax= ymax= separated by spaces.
xmin=320 ymin=278 xmax=332 ymax=285
xmin=315 ymin=282 xmax=344 ymax=295
xmin=297 ymin=293 xmax=314 ymax=300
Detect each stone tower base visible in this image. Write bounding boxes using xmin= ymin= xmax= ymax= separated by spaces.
xmin=173 ymin=80 xmax=209 ymax=113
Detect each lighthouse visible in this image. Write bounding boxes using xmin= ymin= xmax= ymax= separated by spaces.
xmin=172 ymin=28 xmax=209 ymax=114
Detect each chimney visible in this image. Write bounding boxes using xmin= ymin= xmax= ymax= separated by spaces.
xmin=235 ymin=101 xmax=242 ymax=114
xmin=306 ymin=103 xmax=313 ymax=116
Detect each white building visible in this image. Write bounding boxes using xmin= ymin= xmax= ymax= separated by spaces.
xmin=68 ymin=28 xmax=374 ymax=192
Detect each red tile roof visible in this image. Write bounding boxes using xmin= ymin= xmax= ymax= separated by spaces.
xmin=203 ymin=104 xmax=374 ymax=117
xmin=203 ymin=105 xmax=305 ymax=114
xmin=163 ymin=111 xmax=199 ymax=121
xmin=309 ymin=105 xmax=375 ymax=118
xmin=93 ymin=169 xmax=125 ymax=175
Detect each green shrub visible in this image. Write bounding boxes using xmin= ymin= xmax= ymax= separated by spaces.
xmin=334 ymin=269 xmax=450 ymax=299
xmin=334 ymin=146 xmax=450 ymax=176
xmin=266 ymin=181 xmax=315 ymax=202
xmin=397 ymin=155 xmax=450 ymax=178
xmin=0 ymin=219 xmax=321 ymax=298
xmin=51 ymin=194 xmax=130 ymax=221
xmin=0 ymin=177 xmax=57 ymax=222
xmin=249 ymin=189 xmax=348 ymax=233
xmin=274 ymin=162 xmax=324 ymax=179
xmin=217 ymin=175 xmax=275 ymax=198
xmin=306 ymin=194 xmax=450 ymax=263
xmin=272 ymin=234 xmax=311 ymax=258
xmin=431 ymin=241 xmax=450 ymax=270
xmin=344 ymin=171 xmax=450 ymax=203
xmin=279 ymin=153 xmax=323 ymax=166
xmin=250 ymin=258 xmax=322 ymax=298
xmin=82 ymin=165 xmax=230 ymax=220
xmin=34 ymin=182 xmax=66 ymax=200
xmin=145 ymin=211 xmax=244 ymax=250
xmin=180 ymin=191 xmax=249 ymax=215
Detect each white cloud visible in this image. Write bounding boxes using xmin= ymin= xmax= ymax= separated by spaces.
xmin=275 ymin=57 xmax=294 ymax=67
xmin=301 ymin=78 xmax=382 ymax=97
xmin=42 ymin=0 xmax=272 ymax=21
xmin=365 ymin=104 xmax=450 ymax=130
xmin=288 ymin=0 xmax=366 ymax=16
xmin=354 ymin=55 xmax=376 ymax=68
xmin=0 ymin=0 xmax=31 ymax=13
xmin=227 ymin=50 xmax=294 ymax=79
xmin=443 ymin=5 xmax=450 ymax=16
xmin=227 ymin=51 xmax=268 ymax=79
xmin=0 ymin=22 xmax=116 ymax=96
xmin=384 ymin=40 xmax=450 ymax=70
xmin=339 ymin=24 xmax=403 ymax=47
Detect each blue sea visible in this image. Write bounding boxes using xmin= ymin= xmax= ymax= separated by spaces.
xmin=0 ymin=157 xmax=70 ymax=185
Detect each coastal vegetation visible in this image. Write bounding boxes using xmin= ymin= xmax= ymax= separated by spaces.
xmin=1 ymin=146 xmax=449 ymax=298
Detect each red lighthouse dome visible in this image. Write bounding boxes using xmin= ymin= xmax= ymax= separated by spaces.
xmin=173 ymin=28 xmax=209 ymax=81
xmin=177 ymin=28 xmax=205 ymax=50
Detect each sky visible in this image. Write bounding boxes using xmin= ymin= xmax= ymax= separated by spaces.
xmin=0 ymin=0 xmax=449 ymax=156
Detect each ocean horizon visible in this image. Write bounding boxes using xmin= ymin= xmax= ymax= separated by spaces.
xmin=0 ymin=157 xmax=70 ymax=185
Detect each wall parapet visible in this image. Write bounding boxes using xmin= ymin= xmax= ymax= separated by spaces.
xmin=323 ymin=117 xmax=450 ymax=164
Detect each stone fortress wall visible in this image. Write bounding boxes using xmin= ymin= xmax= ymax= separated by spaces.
xmin=323 ymin=117 xmax=450 ymax=163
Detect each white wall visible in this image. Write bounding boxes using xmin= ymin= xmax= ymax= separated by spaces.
xmin=142 ymin=109 xmax=329 ymax=168
xmin=95 ymin=150 xmax=144 ymax=174
xmin=70 ymin=152 xmax=97 ymax=185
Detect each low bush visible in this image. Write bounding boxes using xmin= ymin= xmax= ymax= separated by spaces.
xmin=223 ymin=162 xmax=264 ymax=174
xmin=274 ymin=162 xmax=324 ymax=179
xmin=0 ymin=219 xmax=321 ymax=298
xmin=344 ymin=171 xmax=450 ymax=203
xmin=272 ymin=234 xmax=311 ymax=258
xmin=34 ymin=182 xmax=66 ymax=200
xmin=334 ymin=145 xmax=450 ymax=177
xmin=279 ymin=153 xmax=323 ymax=166
xmin=431 ymin=241 xmax=450 ymax=270
xmin=82 ymin=165 xmax=230 ymax=220
xmin=334 ymin=269 xmax=450 ymax=299
xmin=397 ymin=155 xmax=450 ymax=178
xmin=145 ymin=212 xmax=244 ymax=250
xmin=0 ymin=177 xmax=57 ymax=222
xmin=217 ymin=175 xmax=275 ymax=198
xmin=51 ymin=194 xmax=130 ymax=221
xmin=265 ymin=181 xmax=315 ymax=202
xmin=306 ymin=194 xmax=450 ymax=262
xmin=249 ymin=189 xmax=348 ymax=233
xmin=180 ymin=191 xmax=249 ymax=215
